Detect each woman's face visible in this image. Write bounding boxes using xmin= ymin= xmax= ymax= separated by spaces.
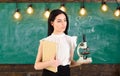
xmin=51 ymin=13 xmax=67 ymax=34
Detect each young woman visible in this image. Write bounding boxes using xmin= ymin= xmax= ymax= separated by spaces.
xmin=34 ymin=9 xmax=90 ymax=76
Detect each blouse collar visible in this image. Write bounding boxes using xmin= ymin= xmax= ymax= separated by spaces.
xmin=51 ymin=33 xmax=65 ymax=37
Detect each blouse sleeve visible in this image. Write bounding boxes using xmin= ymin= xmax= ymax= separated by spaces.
xmin=39 ymin=39 xmax=43 ymax=43
xmin=39 ymin=38 xmax=46 ymax=44
xmin=70 ymin=36 xmax=77 ymax=51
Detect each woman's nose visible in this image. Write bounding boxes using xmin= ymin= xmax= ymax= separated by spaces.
xmin=61 ymin=21 xmax=66 ymax=25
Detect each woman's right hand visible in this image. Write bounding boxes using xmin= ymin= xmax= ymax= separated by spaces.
xmin=49 ymin=59 xmax=60 ymax=68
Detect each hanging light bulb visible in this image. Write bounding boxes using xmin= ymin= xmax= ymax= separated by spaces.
xmin=101 ymin=1 xmax=108 ymax=12
xmin=79 ymin=0 xmax=87 ymax=16
xmin=79 ymin=6 xmax=87 ymax=16
xmin=60 ymin=3 xmax=66 ymax=12
xmin=44 ymin=9 xmax=50 ymax=18
xmin=114 ymin=7 xmax=120 ymax=17
xmin=13 ymin=9 xmax=22 ymax=20
xmin=114 ymin=0 xmax=120 ymax=17
xmin=27 ymin=4 xmax=34 ymax=15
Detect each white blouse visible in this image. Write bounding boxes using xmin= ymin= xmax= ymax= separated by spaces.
xmin=40 ymin=33 xmax=77 ymax=66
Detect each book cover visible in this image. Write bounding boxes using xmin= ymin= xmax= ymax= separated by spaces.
xmin=42 ymin=40 xmax=57 ymax=72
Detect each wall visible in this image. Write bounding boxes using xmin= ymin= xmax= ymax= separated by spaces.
xmin=0 ymin=64 xmax=120 ymax=76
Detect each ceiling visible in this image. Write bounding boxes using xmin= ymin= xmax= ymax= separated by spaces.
xmin=0 ymin=0 xmax=119 ymax=2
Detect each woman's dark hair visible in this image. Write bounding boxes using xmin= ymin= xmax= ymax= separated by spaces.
xmin=48 ymin=9 xmax=69 ymax=36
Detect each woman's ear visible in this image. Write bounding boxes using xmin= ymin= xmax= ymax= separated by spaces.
xmin=51 ymin=21 xmax=53 ymax=26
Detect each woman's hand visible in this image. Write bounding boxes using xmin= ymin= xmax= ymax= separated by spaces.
xmin=70 ymin=58 xmax=92 ymax=68
xmin=49 ymin=59 xmax=60 ymax=68
xmin=70 ymin=60 xmax=81 ymax=68
xmin=77 ymin=57 xmax=92 ymax=64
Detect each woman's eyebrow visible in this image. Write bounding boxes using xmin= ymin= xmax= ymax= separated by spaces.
xmin=57 ymin=18 xmax=66 ymax=20
xmin=57 ymin=19 xmax=62 ymax=21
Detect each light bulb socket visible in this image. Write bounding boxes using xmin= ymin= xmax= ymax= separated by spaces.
xmin=116 ymin=6 xmax=120 ymax=10
xmin=16 ymin=8 xmax=20 ymax=12
xmin=102 ymin=2 xmax=106 ymax=5
xmin=61 ymin=3 xmax=65 ymax=6
xmin=81 ymin=2 xmax=85 ymax=8
xmin=81 ymin=5 xmax=85 ymax=8
xmin=28 ymin=4 xmax=32 ymax=7
xmin=46 ymin=8 xmax=49 ymax=11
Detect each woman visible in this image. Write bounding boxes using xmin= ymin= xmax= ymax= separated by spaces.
xmin=34 ymin=9 xmax=89 ymax=76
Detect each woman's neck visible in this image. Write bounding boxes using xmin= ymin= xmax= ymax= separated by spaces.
xmin=52 ymin=31 xmax=64 ymax=35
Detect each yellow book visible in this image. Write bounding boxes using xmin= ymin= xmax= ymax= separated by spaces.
xmin=42 ymin=40 xmax=57 ymax=72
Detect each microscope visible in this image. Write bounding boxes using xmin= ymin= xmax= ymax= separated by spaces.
xmin=77 ymin=34 xmax=92 ymax=63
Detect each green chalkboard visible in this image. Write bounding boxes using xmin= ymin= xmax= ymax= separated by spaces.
xmin=0 ymin=3 xmax=120 ymax=64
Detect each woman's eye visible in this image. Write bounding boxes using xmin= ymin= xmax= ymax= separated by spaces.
xmin=57 ymin=20 xmax=61 ymax=22
xmin=57 ymin=19 xmax=66 ymax=23
xmin=64 ymin=20 xmax=67 ymax=22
